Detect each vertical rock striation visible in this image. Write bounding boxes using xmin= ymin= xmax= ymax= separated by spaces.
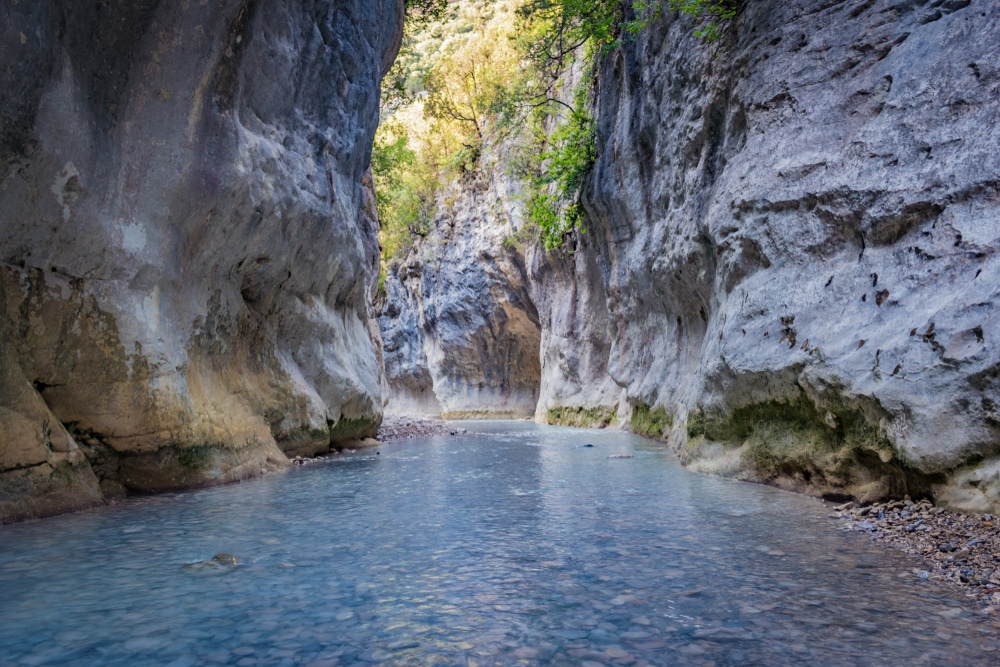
xmin=0 ymin=0 xmax=403 ymax=522
xmin=380 ymin=0 xmax=1000 ymax=511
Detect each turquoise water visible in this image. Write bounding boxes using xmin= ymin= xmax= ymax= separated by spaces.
xmin=0 ymin=422 xmax=997 ymax=666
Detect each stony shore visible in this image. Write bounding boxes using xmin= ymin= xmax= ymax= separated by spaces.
xmin=835 ymin=498 xmax=1000 ymax=617
xmin=377 ymin=415 xmax=457 ymax=441
xmin=282 ymin=416 xmax=456 ymax=468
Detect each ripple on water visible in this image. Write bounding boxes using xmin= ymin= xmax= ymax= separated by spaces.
xmin=1 ymin=421 xmax=999 ymax=666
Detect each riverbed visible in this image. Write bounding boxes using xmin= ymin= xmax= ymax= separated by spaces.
xmin=1 ymin=422 xmax=997 ymax=665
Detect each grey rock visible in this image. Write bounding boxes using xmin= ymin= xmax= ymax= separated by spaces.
xmin=380 ymin=167 xmax=542 ymax=418
xmin=0 ymin=0 xmax=404 ymax=521
xmin=377 ymin=0 xmax=1000 ymax=512
xmin=565 ymin=0 xmax=1000 ymax=509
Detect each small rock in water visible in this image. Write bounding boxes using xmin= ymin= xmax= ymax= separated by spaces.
xmin=182 ymin=553 xmax=239 ymax=572
xmin=583 ymin=444 xmax=595 ymax=448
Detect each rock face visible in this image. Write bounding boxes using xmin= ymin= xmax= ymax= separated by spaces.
xmin=528 ymin=234 xmax=624 ymax=427
xmin=0 ymin=0 xmax=403 ymax=522
xmin=382 ymin=0 xmax=1000 ymax=512
xmin=566 ymin=0 xmax=1000 ymax=509
xmin=380 ymin=166 xmax=542 ymax=418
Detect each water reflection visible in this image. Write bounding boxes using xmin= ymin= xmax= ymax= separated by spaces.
xmin=0 ymin=421 xmax=997 ymax=666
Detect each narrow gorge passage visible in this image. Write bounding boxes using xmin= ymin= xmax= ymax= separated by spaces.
xmin=1 ymin=0 xmax=1000 ymax=664
xmin=375 ymin=0 xmax=1000 ymax=516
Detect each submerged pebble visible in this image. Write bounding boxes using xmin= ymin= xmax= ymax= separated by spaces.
xmin=836 ymin=498 xmax=1000 ymax=614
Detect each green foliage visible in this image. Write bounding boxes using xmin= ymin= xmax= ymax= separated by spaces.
xmin=377 ymin=264 xmax=388 ymax=298
xmin=546 ymin=104 xmax=595 ymax=204
xmin=631 ymin=404 xmax=673 ymax=439
xmin=523 ymin=86 xmax=595 ymax=250
xmin=547 ymin=405 xmax=617 ymax=427
xmin=371 ymin=122 xmax=415 ymax=203
xmin=404 ymin=0 xmax=450 ymax=27
xmin=371 ymin=119 xmax=438 ymax=260
xmin=666 ymin=0 xmax=739 ymax=41
xmin=515 ymin=0 xmax=662 ymax=76
xmin=372 ymin=0 xmax=743 ymax=260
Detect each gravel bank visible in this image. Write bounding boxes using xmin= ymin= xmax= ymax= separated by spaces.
xmin=378 ymin=415 xmax=457 ymax=441
xmin=836 ymin=499 xmax=1000 ymax=616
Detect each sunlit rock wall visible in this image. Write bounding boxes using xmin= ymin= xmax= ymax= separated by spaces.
xmin=380 ymin=165 xmax=542 ymax=418
xmin=561 ymin=0 xmax=1000 ymax=509
xmin=0 ymin=0 xmax=403 ymax=522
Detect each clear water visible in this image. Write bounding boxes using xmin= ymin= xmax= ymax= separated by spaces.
xmin=1 ymin=422 xmax=997 ymax=666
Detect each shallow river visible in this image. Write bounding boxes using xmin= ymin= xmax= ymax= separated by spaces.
xmin=1 ymin=422 xmax=998 ymax=666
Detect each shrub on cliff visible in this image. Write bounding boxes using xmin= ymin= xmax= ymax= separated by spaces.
xmin=373 ymin=0 xmax=743 ymax=256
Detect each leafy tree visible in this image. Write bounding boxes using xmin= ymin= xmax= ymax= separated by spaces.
xmin=373 ymin=0 xmax=744 ymax=257
xmin=404 ymin=0 xmax=449 ymax=26
xmin=423 ymin=17 xmax=521 ymax=164
xmin=371 ymin=119 xmax=437 ymax=260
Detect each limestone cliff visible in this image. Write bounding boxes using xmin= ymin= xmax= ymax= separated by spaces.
xmin=381 ymin=0 xmax=1000 ymax=512
xmin=380 ymin=164 xmax=542 ymax=418
xmin=0 ymin=0 xmax=403 ymax=522
xmin=557 ymin=0 xmax=1000 ymax=510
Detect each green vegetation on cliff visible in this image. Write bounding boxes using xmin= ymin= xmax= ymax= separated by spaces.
xmin=685 ymin=395 xmax=937 ymax=501
xmin=630 ymin=403 xmax=673 ymax=439
xmin=373 ymin=0 xmax=740 ymax=258
xmin=547 ymin=405 xmax=617 ymax=427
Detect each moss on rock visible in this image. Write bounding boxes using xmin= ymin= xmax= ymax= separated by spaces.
xmin=117 ymin=438 xmax=275 ymax=493
xmin=546 ymin=405 xmax=617 ymax=428
xmin=176 ymin=444 xmax=219 ymax=471
xmin=329 ymin=415 xmax=381 ymax=444
xmin=684 ymin=394 xmax=940 ymax=502
xmin=630 ymin=404 xmax=673 ymax=440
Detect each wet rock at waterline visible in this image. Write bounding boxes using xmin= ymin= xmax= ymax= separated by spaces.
xmin=835 ymin=498 xmax=1000 ymax=614
xmin=0 ymin=0 xmax=404 ymax=522
xmin=182 ymin=553 xmax=239 ymax=573
xmin=3 ymin=425 xmax=1000 ymax=665
xmin=575 ymin=0 xmax=1000 ymax=511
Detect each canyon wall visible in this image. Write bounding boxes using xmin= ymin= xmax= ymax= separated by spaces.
xmin=380 ymin=163 xmax=542 ymax=418
xmin=383 ymin=0 xmax=1000 ymax=512
xmin=568 ymin=0 xmax=1000 ymax=510
xmin=0 ymin=0 xmax=403 ymax=522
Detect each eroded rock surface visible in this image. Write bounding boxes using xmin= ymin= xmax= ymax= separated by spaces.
xmin=0 ymin=0 xmax=403 ymax=522
xmin=570 ymin=0 xmax=1000 ymax=510
xmin=380 ymin=167 xmax=542 ymax=418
